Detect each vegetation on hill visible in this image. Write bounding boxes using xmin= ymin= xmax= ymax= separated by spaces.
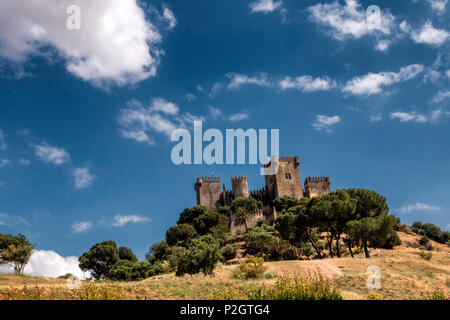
xmin=411 ymin=221 xmax=450 ymax=245
xmin=1 ymin=230 xmax=449 ymax=300
xmin=2 ymin=188 xmax=448 ymax=301
xmin=73 ymin=189 xmax=404 ymax=281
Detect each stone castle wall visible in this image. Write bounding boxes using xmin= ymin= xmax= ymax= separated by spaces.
xmin=194 ymin=155 xmax=331 ymax=233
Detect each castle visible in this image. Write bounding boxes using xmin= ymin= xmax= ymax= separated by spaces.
xmin=195 ymin=156 xmax=331 ymax=233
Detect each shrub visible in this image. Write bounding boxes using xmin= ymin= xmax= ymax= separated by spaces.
xmin=58 ymin=273 xmax=74 ymax=279
xmin=367 ymin=292 xmax=383 ymax=300
xmin=68 ymin=282 xmax=125 ymax=300
xmin=109 ymin=260 xmax=158 ymax=281
xmin=264 ymin=271 xmax=276 ymax=279
xmin=419 ymin=235 xmax=430 ymax=246
xmin=301 ymin=243 xmax=314 ymax=258
xmin=175 ymin=235 xmax=222 ymax=277
xmin=245 ymin=274 xmax=342 ymax=300
xmin=280 ymin=243 xmax=300 ymax=260
xmin=233 ymin=255 xmax=267 ymax=280
xmin=412 ymin=221 xmax=450 ymax=244
xmin=0 ymin=282 xmax=125 ymax=300
xmin=418 ymin=250 xmax=432 ymax=260
xmin=242 ymin=228 xmax=276 ymax=259
xmin=0 ymin=285 xmax=46 ymax=300
xmin=418 ymin=289 xmax=448 ymax=300
xmin=221 ymin=244 xmax=237 ymax=261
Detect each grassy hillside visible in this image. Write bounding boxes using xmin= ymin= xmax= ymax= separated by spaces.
xmin=0 ymin=231 xmax=449 ymax=300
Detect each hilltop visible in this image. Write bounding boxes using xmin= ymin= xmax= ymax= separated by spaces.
xmin=1 ymin=231 xmax=448 ymax=300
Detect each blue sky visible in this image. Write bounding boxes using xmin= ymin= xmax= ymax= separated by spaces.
xmin=1 ymin=0 xmax=450 ymax=268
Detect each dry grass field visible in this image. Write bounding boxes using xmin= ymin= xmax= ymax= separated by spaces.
xmin=0 ymin=231 xmax=449 ymax=300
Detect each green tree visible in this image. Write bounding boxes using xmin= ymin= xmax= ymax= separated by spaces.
xmin=79 ymin=240 xmax=119 ymax=279
xmin=146 ymin=240 xmax=170 ymax=263
xmin=118 ymin=247 xmax=137 ymax=262
xmin=174 ymin=235 xmax=222 ymax=277
xmin=285 ymin=199 xmax=324 ymax=259
xmin=273 ymin=196 xmax=302 ymax=213
xmin=193 ymin=211 xmax=228 ymax=235
xmin=177 ymin=205 xmax=210 ymax=225
xmin=165 ymin=224 xmax=196 ymax=246
xmin=243 ymin=227 xmax=277 ymax=259
xmin=311 ymin=190 xmax=357 ymax=258
xmin=0 ymin=233 xmax=34 ymax=275
xmin=109 ymin=260 xmax=155 ymax=281
xmin=346 ymin=217 xmax=378 ymax=258
xmin=230 ymin=197 xmax=262 ymax=233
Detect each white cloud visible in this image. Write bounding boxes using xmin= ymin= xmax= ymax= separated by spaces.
xmin=426 ymin=0 xmax=448 ymax=14
xmin=112 ymin=214 xmax=150 ymax=227
xmin=389 ymin=109 xmax=449 ymax=123
xmin=34 ymin=143 xmax=70 ymax=165
xmin=395 ymin=202 xmax=441 ymax=215
xmin=279 ymin=76 xmax=336 ymax=92
xmin=71 ymin=221 xmax=92 ymax=233
xmin=162 ymin=5 xmax=177 ymax=29
xmin=185 ymin=93 xmax=196 ymax=101
xmin=0 ymin=212 xmax=29 ymax=227
xmin=0 ymin=129 xmax=6 ymax=150
xmin=227 ymin=113 xmax=249 ymax=122
xmin=312 ymin=115 xmax=340 ymax=132
xmin=0 ymin=159 xmax=10 ymax=167
xmin=226 ymin=73 xmax=271 ymax=90
xmin=209 ymin=82 xmax=224 ymax=97
xmin=409 ymin=20 xmax=449 ymax=46
xmin=0 ymin=0 xmax=171 ymax=87
xmin=121 ymin=130 xmax=153 ymax=145
xmin=370 ymin=114 xmax=383 ymax=122
xmin=73 ymin=167 xmax=95 ymax=189
xmin=208 ymin=106 xmax=222 ymax=119
xmin=19 ymin=158 xmax=30 ymax=166
xmin=118 ymin=98 xmax=203 ymax=145
xmin=432 ymin=90 xmax=450 ymax=103
xmin=250 ymin=0 xmax=283 ymax=13
xmin=0 ymin=250 xmax=90 ymax=279
xmin=390 ymin=111 xmax=428 ymax=123
xmin=342 ymin=64 xmax=425 ymax=96
xmin=307 ymin=0 xmax=395 ymax=49
xmin=375 ymin=40 xmax=391 ymax=52
xmin=150 ymin=97 xmax=179 ymax=115
xmin=222 ymin=73 xmax=336 ymax=93
xmin=446 ymin=70 xmax=450 ymax=79
xmin=423 ymin=70 xmax=441 ymax=83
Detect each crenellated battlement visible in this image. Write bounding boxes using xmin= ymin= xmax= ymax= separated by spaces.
xmin=197 ymin=176 xmax=221 ymax=184
xmin=305 ymin=176 xmax=330 ymax=183
xmin=279 ymin=155 xmax=299 ymax=163
xmin=249 ymin=186 xmax=266 ymax=196
xmin=231 ymin=176 xmax=247 ymax=182
xmin=304 ymin=176 xmax=331 ymax=198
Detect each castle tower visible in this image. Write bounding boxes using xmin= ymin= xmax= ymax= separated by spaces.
xmin=195 ymin=177 xmax=222 ymax=211
xmin=304 ymin=176 xmax=331 ymax=198
xmin=231 ymin=176 xmax=249 ymax=199
xmin=264 ymin=156 xmax=304 ymax=200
